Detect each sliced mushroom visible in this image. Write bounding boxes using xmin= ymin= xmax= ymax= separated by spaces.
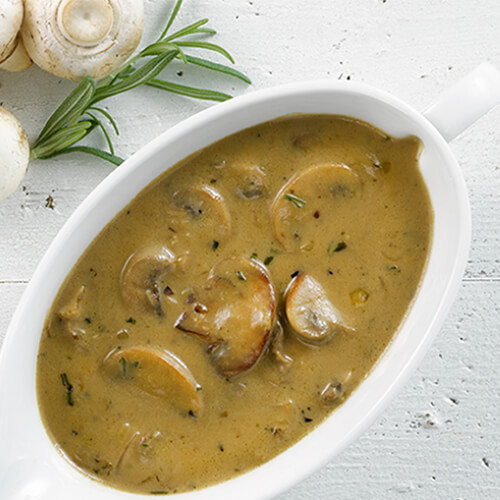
xmin=285 ymin=273 xmax=354 ymax=345
xmin=58 ymin=285 xmax=87 ymax=339
xmin=271 ymin=164 xmax=362 ymax=251
xmin=171 ymin=184 xmax=231 ymax=238
xmin=21 ymin=0 xmax=144 ymax=81
xmin=103 ymin=346 xmax=202 ymax=416
xmin=120 ymin=244 xmax=175 ymax=315
xmin=175 ymin=257 xmax=276 ymax=378
xmin=235 ymin=165 xmax=268 ymax=200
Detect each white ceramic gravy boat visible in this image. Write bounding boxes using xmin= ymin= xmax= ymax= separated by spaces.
xmin=1 ymin=63 xmax=500 ymax=500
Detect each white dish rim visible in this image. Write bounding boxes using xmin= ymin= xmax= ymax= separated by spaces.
xmin=0 ymin=79 xmax=471 ymax=500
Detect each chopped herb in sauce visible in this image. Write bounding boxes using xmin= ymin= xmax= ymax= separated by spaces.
xmin=250 ymin=252 xmax=258 ymax=259
xmin=264 ymin=256 xmax=274 ymax=266
xmin=301 ymin=409 xmax=313 ymax=423
xmin=236 ymin=271 xmax=246 ymax=281
xmin=290 ymin=270 xmax=300 ymax=278
xmin=328 ymin=241 xmax=347 ymax=254
xmin=60 ymin=372 xmax=74 ymax=406
xmin=212 ymin=240 xmax=219 ymax=251
xmin=283 ymin=193 xmax=306 ymax=208
xmin=125 ymin=317 xmax=136 ymax=324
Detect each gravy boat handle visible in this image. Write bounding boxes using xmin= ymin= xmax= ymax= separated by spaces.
xmin=423 ymin=62 xmax=500 ymax=142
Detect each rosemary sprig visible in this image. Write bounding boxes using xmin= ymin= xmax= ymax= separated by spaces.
xmin=30 ymin=0 xmax=250 ymax=166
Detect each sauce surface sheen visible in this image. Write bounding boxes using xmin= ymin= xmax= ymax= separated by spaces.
xmin=37 ymin=115 xmax=432 ymax=494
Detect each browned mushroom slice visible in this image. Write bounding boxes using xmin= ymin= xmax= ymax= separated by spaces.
xmin=103 ymin=346 xmax=202 ymax=416
xmin=171 ymin=184 xmax=231 ymax=238
xmin=285 ymin=273 xmax=354 ymax=344
xmin=120 ymin=245 xmax=175 ymax=315
xmin=271 ymin=164 xmax=361 ymax=251
xmin=58 ymin=285 xmax=87 ymax=339
xmin=175 ymin=257 xmax=276 ymax=378
xmin=235 ymin=165 xmax=268 ymax=200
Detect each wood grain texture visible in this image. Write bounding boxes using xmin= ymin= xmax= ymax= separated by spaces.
xmin=0 ymin=0 xmax=499 ymax=497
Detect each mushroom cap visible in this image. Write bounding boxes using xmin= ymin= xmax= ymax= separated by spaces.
xmin=120 ymin=244 xmax=176 ymax=315
xmin=171 ymin=184 xmax=232 ymax=240
xmin=0 ymin=0 xmax=24 ymax=64
xmin=271 ymin=164 xmax=362 ymax=251
xmin=285 ymin=273 xmax=354 ymax=344
xmin=235 ymin=165 xmax=268 ymax=200
xmin=21 ymin=0 xmax=144 ymax=81
xmin=103 ymin=346 xmax=203 ymax=416
xmin=0 ymin=107 xmax=30 ymax=201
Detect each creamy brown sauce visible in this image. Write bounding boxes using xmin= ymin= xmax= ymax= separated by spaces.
xmin=37 ymin=115 xmax=432 ymax=494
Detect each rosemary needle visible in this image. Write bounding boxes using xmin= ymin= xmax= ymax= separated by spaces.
xmin=284 ymin=193 xmax=307 ymax=208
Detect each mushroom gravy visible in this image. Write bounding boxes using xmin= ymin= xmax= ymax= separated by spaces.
xmin=37 ymin=115 xmax=432 ymax=494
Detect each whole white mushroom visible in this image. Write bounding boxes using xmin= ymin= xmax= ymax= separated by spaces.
xmin=0 ymin=108 xmax=30 ymax=201
xmin=21 ymin=0 xmax=144 ymax=81
xmin=0 ymin=0 xmax=32 ymax=72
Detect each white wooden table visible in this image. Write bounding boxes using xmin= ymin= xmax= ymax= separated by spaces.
xmin=1 ymin=1 xmax=499 ymax=498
